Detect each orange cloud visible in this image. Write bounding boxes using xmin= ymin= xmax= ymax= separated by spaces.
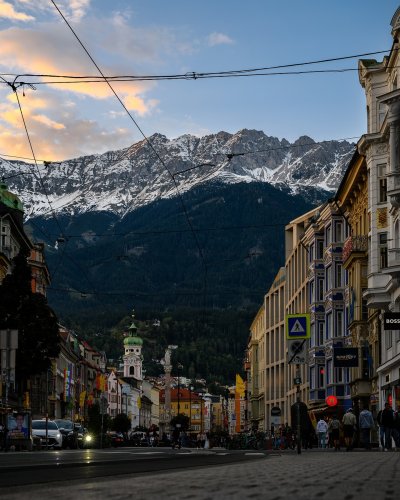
xmin=0 ymin=1 xmax=34 ymax=21
xmin=32 ymin=114 xmax=66 ymax=130
xmin=0 ymin=26 xmax=157 ymax=116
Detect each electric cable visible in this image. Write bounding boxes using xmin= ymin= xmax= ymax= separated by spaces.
xmin=0 ymin=48 xmax=394 ymax=84
xmin=50 ymin=0 xmax=210 ymax=319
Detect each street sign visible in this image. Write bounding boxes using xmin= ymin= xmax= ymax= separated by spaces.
xmin=383 ymin=312 xmax=400 ymax=330
xmin=287 ymin=339 xmax=307 ymax=364
xmin=286 ymin=314 xmax=310 ymax=339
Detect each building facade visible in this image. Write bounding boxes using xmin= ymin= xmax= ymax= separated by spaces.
xmin=358 ymin=8 xmax=400 ymax=413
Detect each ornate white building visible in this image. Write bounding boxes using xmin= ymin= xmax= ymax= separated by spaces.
xmin=358 ymin=7 xmax=400 ymax=412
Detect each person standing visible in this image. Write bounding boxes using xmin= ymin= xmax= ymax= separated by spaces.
xmin=381 ymin=403 xmax=394 ymax=451
xmin=377 ymin=408 xmax=385 ymax=449
xmin=316 ymin=417 xmax=328 ymax=449
xmin=342 ymin=408 xmax=357 ymax=451
xmin=392 ymin=411 xmax=400 ymax=450
xmin=359 ymin=405 xmax=374 ymax=450
xmin=328 ymin=415 xmax=341 ymax=450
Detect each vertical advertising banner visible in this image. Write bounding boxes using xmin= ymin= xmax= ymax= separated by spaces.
xmin=7 ymin=412 xmax=29 ymax=439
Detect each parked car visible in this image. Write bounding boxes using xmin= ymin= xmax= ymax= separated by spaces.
xmin=54 ymin=419 xmax=86 ymax=449
xmin=128 ymin=431 xmax=149 ymax=447
xmin=107 ymin=431 xmax=125 ymax=447
xmin=31 ymin=420 xmax=62 ymax=449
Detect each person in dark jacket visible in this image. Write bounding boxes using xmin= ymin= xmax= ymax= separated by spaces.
xmin=381 ymin=403 xmax=394 ymax=450
xmin=392 ymin=411 xmax=400 ymax=450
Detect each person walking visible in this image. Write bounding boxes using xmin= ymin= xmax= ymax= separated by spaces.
xmin=342 ymin=408 xmax=356 ymax=451
xmin=381 ymin=403 xmax=394 ymax=451
xmin=359 ymin=405 xmax=374 ymax=450
xmin=377 ymin=408 xmax=385 ymax=449
xmin=316 ymin=417 xmax=328 ymax=449
xmin=328 ymin=415 xmax=341 ymax=450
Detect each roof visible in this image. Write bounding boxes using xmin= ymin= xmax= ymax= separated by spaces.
xmin=160 ymin=388 xmax=203 ymax=403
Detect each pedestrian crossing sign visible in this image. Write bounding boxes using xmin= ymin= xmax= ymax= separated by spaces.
xmin=286 ymin=314 xmax=310 ymax=339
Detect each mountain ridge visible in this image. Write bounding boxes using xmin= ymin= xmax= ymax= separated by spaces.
xmin=0 ymin=129 xmax=354 ymax=221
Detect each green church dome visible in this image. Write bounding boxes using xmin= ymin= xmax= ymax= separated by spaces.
xmin=124 ymin=335 xmax=143 ymax=346
xmin=123 ymin=308 xmax=143 ymax=347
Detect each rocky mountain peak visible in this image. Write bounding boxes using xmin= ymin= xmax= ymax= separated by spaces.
xmin=0 ymin=129 xmax=355 ymax=219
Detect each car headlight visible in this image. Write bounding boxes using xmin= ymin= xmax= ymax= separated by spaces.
xmin=84 ymin=434 xmax=92 ymax=442
xmin=56 ymin=433 xmax=61 ymax=439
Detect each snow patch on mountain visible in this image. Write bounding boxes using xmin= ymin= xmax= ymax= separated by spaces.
xmin=0 ymin=129 xmax=355 ymax=219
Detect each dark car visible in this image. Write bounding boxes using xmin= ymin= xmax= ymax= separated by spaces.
xmin=107 ymin=431 xmax=125 ymax=447
xmin=55 ymin=419 xmax=85 ymax=449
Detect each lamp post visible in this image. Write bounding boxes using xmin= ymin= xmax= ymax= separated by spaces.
xmin=177 ymin=363 xmax=183 ymax=414
xmin=199 ymin=392 xmax=204 ymax=434
xmin=189 ymin=385 xmax=194 ymax=433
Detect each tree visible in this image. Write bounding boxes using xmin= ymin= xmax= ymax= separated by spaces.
xmin=0 ymin=250 xmax=60 ymax=388
xmin=170 ymin=414 xmax=190 ymax=431
xmin=112 ymin=413 xmax=131 ymax=434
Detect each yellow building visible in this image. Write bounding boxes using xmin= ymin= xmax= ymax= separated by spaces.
xmin=160 ymin=388 xmax=204 ymax=434
xmin=336 ymin=152 xmax=378 ymax=413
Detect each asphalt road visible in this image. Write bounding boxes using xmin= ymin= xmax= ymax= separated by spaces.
xmin=3 ymin=447 xmax=400 ymax=499
xmin=0 ymin=447 xmax=265 ymax=488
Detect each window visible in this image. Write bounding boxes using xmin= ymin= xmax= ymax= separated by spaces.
xmin=326 ymin=312 xmax=332 ymax=340
xmin=335 ymin=222 xmax=343 ymax=243
xmin=317 ymin=278 xmax=324 ymax=301
xmin=310 ymin=366 xmax=315 ymax=390
xmin=318 ymin=365 xmax=325 ymax=388
xmin=393 ymin=75 xmax=398 ymax=90
xmin=336 ymin=264 xmax=342 ymax=288
xmin=326 ymin=266 xmax=332 ymax=291
xmin=387 ymin=330 xmax=393 ymax=349
xmin=326 ymin=225 xmax=332 ymax=246
xmin=317 ymin=240 xmax=324 ymax=259
xmin=335 ymin=368 xmax=342 ymax=383
xmin=378 ymin=164 xmax=387 ymax=203
xmin=318 ymin=323 xmax=324 ymax=345
xmin=379 ymin=233 xmax=388 ymax=269
xmin=326 ymin=360 xmax=333 ymax=385
xmin=378 ymin=103 xmax=387 ymax=128
xmin=310 ymin=280 xmax=315 ymax=304
xmin=336 ymin=310 xmax=343 ymax=337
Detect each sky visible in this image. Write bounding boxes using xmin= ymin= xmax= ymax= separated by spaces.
xmin=0 ymin=0 xmax=399 ymax=161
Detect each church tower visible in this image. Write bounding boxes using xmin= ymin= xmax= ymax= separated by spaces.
xmin=123 ymin=310 xmax=143 ymax=379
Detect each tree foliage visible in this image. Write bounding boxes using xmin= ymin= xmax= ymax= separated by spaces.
xmin=0 ymin=250 xmax=60 ymax=385
xmin=112 ymin=413 xmax=131 ymax=433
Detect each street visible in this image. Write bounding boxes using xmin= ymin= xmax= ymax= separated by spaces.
xmin=1 ymin=447 xmax=400 ymax=499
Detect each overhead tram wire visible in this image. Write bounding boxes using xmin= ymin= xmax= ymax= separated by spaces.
xmin=50 ymin=0 xmax=209 ymax=319
xmin=0 ymin=48 xmax=395 ymax=85
xmin=0 ymin=79 xmax=104 ymax=300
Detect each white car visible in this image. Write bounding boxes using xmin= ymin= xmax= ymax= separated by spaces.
xmin=31 ymin=420 xmax=63 ymax=449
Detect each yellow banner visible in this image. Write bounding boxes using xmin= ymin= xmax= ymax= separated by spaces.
xmin=235 ymin=374 xmax=245 ymax=397
xmin=79 ymin=391 xmax=86 ymax=408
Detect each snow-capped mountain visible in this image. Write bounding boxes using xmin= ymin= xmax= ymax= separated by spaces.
xmin=0 ymin=129 xmax=355 ymax=219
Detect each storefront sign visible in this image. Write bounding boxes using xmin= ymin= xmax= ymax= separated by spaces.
xmin=383 ymin=312 xmax=400 ymax=330
xmin=333 ymin=347 xmax=359 ymax=367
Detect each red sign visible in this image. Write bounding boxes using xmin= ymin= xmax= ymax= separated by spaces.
xmin=326 ymin=395 xmax=338 ymax=407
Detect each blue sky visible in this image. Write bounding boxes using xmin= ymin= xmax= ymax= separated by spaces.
xmin=0 ymin=0 xmax=399 ymax=160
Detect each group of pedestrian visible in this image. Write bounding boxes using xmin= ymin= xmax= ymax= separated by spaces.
xmin=315 ymin=403 xmax=400 ymax=451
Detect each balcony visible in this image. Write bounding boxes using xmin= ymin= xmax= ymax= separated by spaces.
xmin=387 ymin=172 xmax=400 ymax=207
xmin=384 ymin=247 xmax=400 ymax=279
xmin=342 ymin=235 xmax=368 ymax=265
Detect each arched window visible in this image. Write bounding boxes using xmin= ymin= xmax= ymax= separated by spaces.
xmin=129 ymin=366 xmax=135 ymax=376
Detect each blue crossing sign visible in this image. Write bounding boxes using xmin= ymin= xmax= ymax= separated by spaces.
xmin=286 ymin=314 xmax=310 ymax=339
